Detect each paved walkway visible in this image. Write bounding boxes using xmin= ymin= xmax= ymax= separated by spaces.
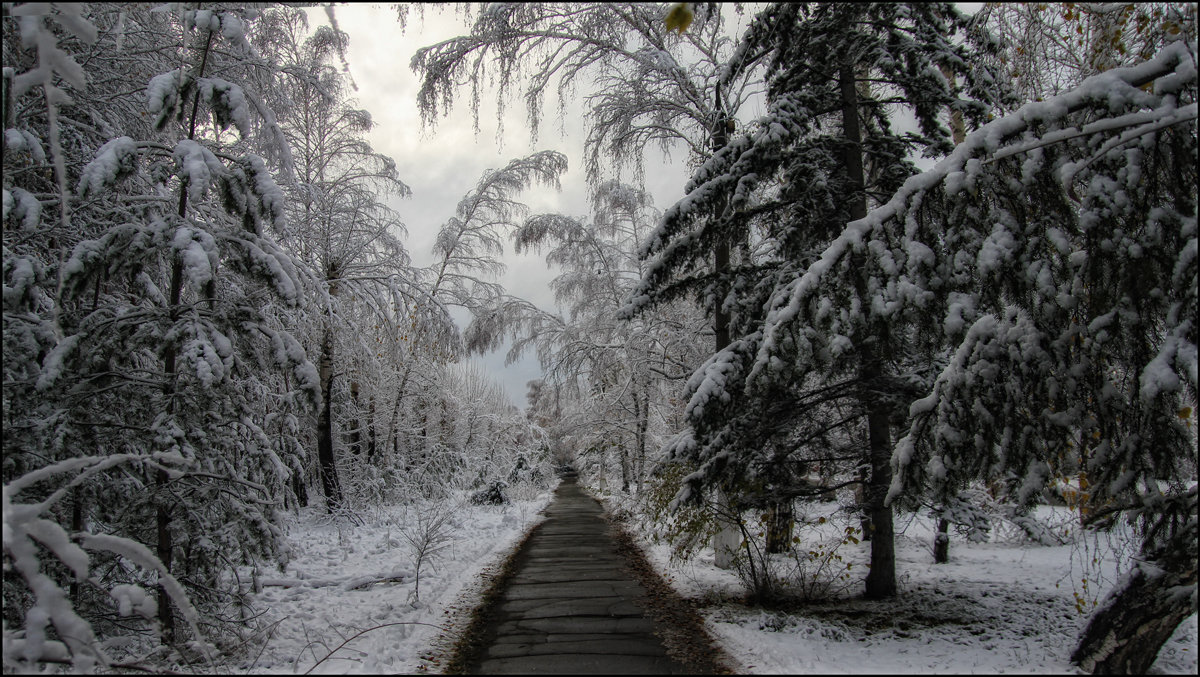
xmin=467 ymin=473 xmax=689 ymax=674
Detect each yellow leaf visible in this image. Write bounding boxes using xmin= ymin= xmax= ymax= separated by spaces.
xmin=1179 ymin=406 xmax=1193 ymax=419
xmin=664 ymin=3 xmax=695 ymax=34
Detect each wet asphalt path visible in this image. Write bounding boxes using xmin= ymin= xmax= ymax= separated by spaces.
xmin=467 ymin=474 xmax=689 ymax=674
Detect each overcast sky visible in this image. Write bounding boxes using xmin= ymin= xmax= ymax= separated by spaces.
xmin=302 ymin=4 xmax=697 ymax=408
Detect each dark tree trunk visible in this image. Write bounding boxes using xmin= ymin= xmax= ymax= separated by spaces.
xmin=317 ymin=328 xmax=342 ymax=511
xmin=765 ymin=500 xmax=794 ymax=554
xmin=70 ymin=487 xmax=83 ymax=603
xmin=619 ymin=449 xmax=631 ymax=493
xmin=711 ymin=83 xmax=733 ymax=353
xmin=291 ymin=469 xmax=308 ymax=508
xmin=861 ymin=397 xmax=896 ymax=599
xmin=151 ymin=27 xmax=215 ymax=645
xmin=840 ymin=60 xmax=896 ymax=600
xmin=156 ymin=256 xmax=185 ymax=644
xmin=367 ymin=394 xmax=377 ymax=462
xmin=155 ymin=467 xmax=175 ymax=643
xmin=348 ymin=380 xmax=362 ymax=457
xmin=1072 ymin=509 xmax=1197 ymax=674
xmin=856 ymin=463 xmax=872 ymax=541
xmin=934 ymin=518 xmax=950 ymax=563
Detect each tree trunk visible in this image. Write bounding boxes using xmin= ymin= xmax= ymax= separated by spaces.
xmin=708 ymin=93 xmax=743 ymax=569
xmin=862 ymin=394 xmax=896 ymax=599
xmin=634 ymin=384 xmax=649 ymax=493
xmin=712 ymin=488 xmax=741 ymax=569
xmin=765 ymin=499 xmax=794 ymax=554
xmin=1071 ymin=562 xmax=1196 ymax=674
xmin=621 ymin=385 xmax=635 ymax=493
xmin=155 ymin=467 xmax=174 ymax=643
xmin=70 ymin=487 xmax=83 ymax=604
xmin=348 ymin=379 xmax=362 ymax=457
xmin=389 ymin=366 xmax=414 ymax=460
xmin=367 ymin=393 xmax=377 ymax=462
xmin=934 ymin=518 xmax=950 ymax=563
xmin=156 ymin=256 xmax=185 ymax=644
xmin=933 ymin=67 xmax=962 ymax=569
xmin=152 ymin=27 xmax=213 ymax=644
xmin=291 ymin=468 xmax=308 ymax=509
xmin=1072 ymin=508 xmax=1197 ymax=675
xmin=619 ymin=445 xmax=631 ymax=493
xmin=939 ymin=65 xmax=967 ymax=146
xmin=841 ymin=60 xmax=896 ymax=599
xmin=317 ymin=326 xmax=342 ymax=511
xmin=856 ymin=463 xmax=872 ymax=541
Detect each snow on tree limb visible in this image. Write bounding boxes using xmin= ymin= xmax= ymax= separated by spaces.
xmin=755 ymin=39 xmax=1198 ymax=386
xmin=3 ymin=452 xmax=195 ymax=670
xmin=77 ymin=533 xmax=212 ymax=662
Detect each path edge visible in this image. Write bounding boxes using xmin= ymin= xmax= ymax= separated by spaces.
xmin=420 ymin=509 xmax=549 ymax=674
xmin=595 ymin=491 xmax=740 ymax=675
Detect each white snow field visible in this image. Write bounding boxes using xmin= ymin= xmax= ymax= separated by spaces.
xmin=609 ymin=496 xmax=1198 ymax=675
xmin=221 ymin=490 xmax=554 ymax=674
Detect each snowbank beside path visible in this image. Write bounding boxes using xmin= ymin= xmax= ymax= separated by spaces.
xmin=221 ymin=490 xmax=553 ymax=674
xmin=598 ymin=492 xmax=1197 ymax=675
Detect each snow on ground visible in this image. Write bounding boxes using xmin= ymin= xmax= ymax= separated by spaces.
xmin=600 ymin=491 xmax=1197 ymax=675
xmin=219 ymin=488 xmax=554 ymax=674
xmin=207 ymin=480 xmax=1194 ymax=675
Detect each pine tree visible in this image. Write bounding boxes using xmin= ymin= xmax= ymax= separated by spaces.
xmin=861 ymin=40 xmax=1197 ymax=673
xmin=4 ymin=4 xmax=316 ymax=664
xmin=622 ymin=2 xmax=1011 ymax=599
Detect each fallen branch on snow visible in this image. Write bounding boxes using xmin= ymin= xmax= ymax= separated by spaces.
xmin=259 ymin=571 xmax=410 ymax=591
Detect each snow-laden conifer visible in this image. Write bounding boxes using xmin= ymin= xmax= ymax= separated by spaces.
xmin=3 ymin=5 xmax=317 ymax=667
xmin=753 ymin=35 xmax=1196 ymax=673
xmin=625 ymin=2 xmax=1012 ymax=598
